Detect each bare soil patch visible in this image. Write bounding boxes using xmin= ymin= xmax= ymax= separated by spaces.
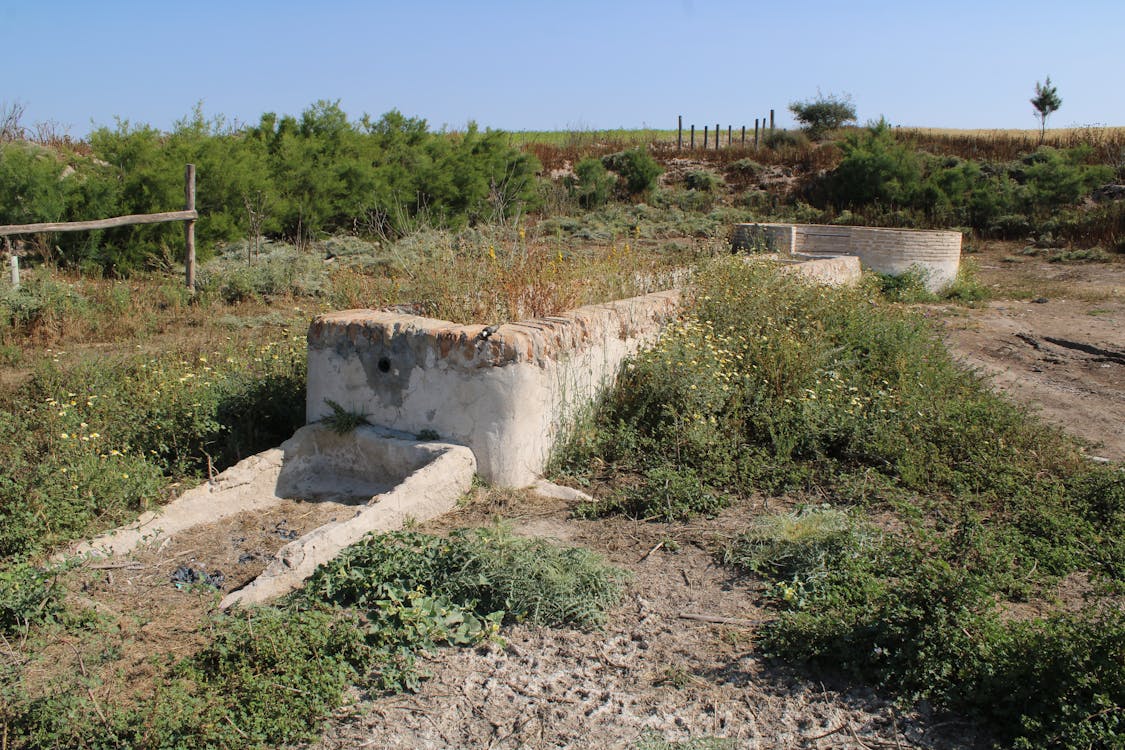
xmin=936 ymin=244 xmax=1125 ymax=460
xmin=311 ymin=490 xmax=988 ymax=750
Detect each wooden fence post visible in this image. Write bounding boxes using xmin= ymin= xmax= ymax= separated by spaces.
xmin=741 ymin=125 xmax=746 ymax=145
xmin=185 ymin=164 xmax=196 ymax=292
xmin=678 ymin=115 xmax=683 ymax=150
xmin=9 ymin=255 xmax=18 ymax=289
xmin=754 ymin=119 xmax=760 ymax=148
xmin=690 ymin=125 xmax=695 ymax=150
xmin=727 ymin=125 xmax=732 ymax=146
xmin=770 ymin=109 xmax=775 ymax=131
xmin=703 ymin=125 xmax=708 ymax=149
xmin=715 ymin=123 xmax=719 ymax=149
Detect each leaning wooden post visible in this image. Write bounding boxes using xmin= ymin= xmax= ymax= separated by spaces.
xmin=5 ymin=238 xmax=17 ymax=288
xmin=184 ymin=164 xmax=196 ymax=293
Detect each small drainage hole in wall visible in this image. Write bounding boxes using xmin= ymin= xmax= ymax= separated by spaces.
xmin=377 ymin=357 xmax=391 ymax=373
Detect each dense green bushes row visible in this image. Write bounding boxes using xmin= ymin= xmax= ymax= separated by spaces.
xmin=812 ymin=120 xmax=1117 ymax=244
xmin=0 ymin=102 xmax=540 ymax=273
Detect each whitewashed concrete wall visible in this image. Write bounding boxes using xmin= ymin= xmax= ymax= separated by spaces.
xmin=307 ymin=290 xmax=681 ymax=487
xmin=732 ymin=223 xmax=961 ymax=291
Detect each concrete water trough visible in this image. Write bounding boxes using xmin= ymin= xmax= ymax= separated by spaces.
xmin=69 ymin=240 xmax=873 ymax=607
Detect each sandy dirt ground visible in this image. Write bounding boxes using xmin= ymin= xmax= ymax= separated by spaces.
xmin=934 ymin=246 xmax=1124 ymax=461
xmin=309 ymin=492 xmax=989 ymax=750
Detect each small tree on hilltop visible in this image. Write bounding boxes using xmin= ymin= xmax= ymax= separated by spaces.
xmin=789 ymin=93 xmax=857 ymax=140
xmin=1031 ymin=76 xmax=1062 ymax=144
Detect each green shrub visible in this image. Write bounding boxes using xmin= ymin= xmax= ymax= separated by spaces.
xmin=572 ymin=157 xmax=616 ymax=208
xmin=789 ymin=93 xmax=857 ymax=140
xmin=757 ymin=538 xmax=1125 ymax=749
xmin=723 ymin=506 xmax=870 ymax=604
xmin=1019 ymin=146 xmax=1114 ymax=211
xmin=941 ymin=259 xmax=991 ymax=304
xmin=874 ymin=267 xmax=936 ymax=303
xmin=822 ymin=119 xmax=923 ymax=209
xmin=684 ymin=170 xmax=722 ymax=192
xmin=6 ymin=605 xmax=371 ymax=750
xmin=0 ymin=275 xmax=88 ymax=334
xmin=762 ymin=129 xmax=809 ymax=150
xmin=729 ymin=158 xmax=761 ymax=175
xmin=198 ymin=243 xmax=328 ymax=304
xmin=602 ymin=148 xmax=663 ymax=196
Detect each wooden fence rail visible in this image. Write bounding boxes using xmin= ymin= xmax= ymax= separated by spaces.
xmin=0 ymin=164 xmax=198 ymax=290
xmin=0 ymin=209 xmax=198 ymax=236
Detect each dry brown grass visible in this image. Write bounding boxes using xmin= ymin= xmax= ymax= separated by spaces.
xmin=892 ymin=126 xmax=1125 ymax=163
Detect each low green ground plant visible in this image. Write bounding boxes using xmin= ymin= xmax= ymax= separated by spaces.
xmin=302 ymin=525 xmax=628 ymax=630
xmin=633 ymin=732 xmax=735 ymax=750
xmin=320 ymin=399 xmax=371 ymax=435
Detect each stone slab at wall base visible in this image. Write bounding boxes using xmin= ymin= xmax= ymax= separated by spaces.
xmin=774 ymin=255 xmax=862 ymax=287
xmin=221 ymin=429 xmax=476 ymax=608
xmin=307 ymin=289 xmax=682 ymax=488
xmin=732 ymin=222 xmax=961 ymax=292
xmin=67 ymin=424 xmax=476 ymax=607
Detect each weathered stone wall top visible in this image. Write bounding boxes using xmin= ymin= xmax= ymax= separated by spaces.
xmin=309 ymin=288 xmax=682 ymax=373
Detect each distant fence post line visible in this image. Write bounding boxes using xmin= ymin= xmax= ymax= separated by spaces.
xmin=0 ymin=164 xmax=200 ymax=291
xmin=675 ymin=115 xmax=776 ymax=151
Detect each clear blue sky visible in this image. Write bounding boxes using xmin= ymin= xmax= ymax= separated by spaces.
xmin=4 ymin=0 xmax=1122 ymax=137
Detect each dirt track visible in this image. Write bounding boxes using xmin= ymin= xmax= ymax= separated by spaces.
xmin=936 ymin=246 xmax=1124 ymax=461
